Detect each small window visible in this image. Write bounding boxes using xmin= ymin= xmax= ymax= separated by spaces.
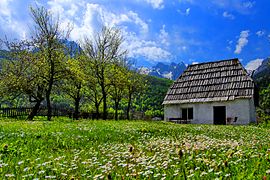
xmin=188 ymin=108 xmax=193 ymax=119
xmin=182 ymin=108 xmax=193 ymax=120
xmin=182 ymin=109 xmax=187 ymax=120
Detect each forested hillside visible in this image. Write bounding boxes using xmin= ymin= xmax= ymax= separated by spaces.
xmin=253 ymin=60 xmax=270 ymax=123
xmin=133 ymin=75 xmax=173 ymax=119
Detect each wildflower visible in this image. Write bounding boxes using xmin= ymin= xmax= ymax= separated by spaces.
xmin=5 ymin=174 xmax=15 ymax=177
xmin=38 ymin=170 xmax=45 ymax=174
xmin=94 ymin=174 xmax=104 ymax=179
xmin=45 ymin=176 xmax=56 ymax=179
xmin=23 ymin=167 xmax=29 ymax=172
xmin=18 ymin=161 xmax=24 ymax=165
xmin=200 ymin=171 xmax=208 ymax=176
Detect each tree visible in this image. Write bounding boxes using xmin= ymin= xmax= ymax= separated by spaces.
xmin=30 ymin=6 xmax=71 ymax=120
xmin=109 ymin=64 xmax=128 ymax=120
xmin=125 ymin=70 xmax=146 ymax=120
xmin=61 ymin=54 xmax=86 ymax=120
xmin=0 ymin=40 xmax=45 ymax=120
xmin=84 ymin=61 xmax=103 ymax=119
xmin=82 ymin=27 xmax=127 ymax=120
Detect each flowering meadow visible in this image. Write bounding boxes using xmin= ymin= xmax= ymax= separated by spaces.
xmin=0 ymin=120 xmax=269 ymax=179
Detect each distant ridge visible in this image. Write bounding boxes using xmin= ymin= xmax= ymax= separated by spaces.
xmin=139 ymin=62 xmax=186 ymax=80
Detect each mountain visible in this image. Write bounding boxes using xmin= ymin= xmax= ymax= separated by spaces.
xmin=61 ymin=39 xmax=82 ymax=57
xmin=139 ymin=62 xmax=186 ymax=80
xmin=253 ymin=57 xmax=270 ymax=88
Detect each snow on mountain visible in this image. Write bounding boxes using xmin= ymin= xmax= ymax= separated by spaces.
xmin=139 ymin=61 xmax=186 ymax=80
xmin=254 ymin=57 xmax=270 ymax=76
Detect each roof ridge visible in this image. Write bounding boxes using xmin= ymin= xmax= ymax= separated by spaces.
xmin=188 ymin=58 xmax=239 ymax=67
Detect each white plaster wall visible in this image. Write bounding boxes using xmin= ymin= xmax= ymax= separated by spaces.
xmin=249 ymin=98 xmax=256 ymax=123
xmin=164 ymin=98 xmax=256 ymax=125
xmin=164 ymin=104 xmax=181 ymax=121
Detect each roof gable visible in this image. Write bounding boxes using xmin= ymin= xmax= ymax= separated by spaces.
xmin=163 ymin=58 xmax=255 ymax=104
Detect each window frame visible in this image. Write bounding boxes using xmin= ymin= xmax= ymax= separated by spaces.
xmin=181 ymin=107 xmax=193 ymax=120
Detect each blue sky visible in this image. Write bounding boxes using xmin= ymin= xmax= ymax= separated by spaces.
xmin=0 ymin=0 xmax=270 ymax=70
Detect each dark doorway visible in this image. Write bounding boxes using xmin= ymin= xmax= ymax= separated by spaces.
xmin=213 ymin=106 xmax=226 ymax=125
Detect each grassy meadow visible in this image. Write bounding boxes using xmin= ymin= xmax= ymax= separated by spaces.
xmin=0 ymin=119 xmax=269 ymax=179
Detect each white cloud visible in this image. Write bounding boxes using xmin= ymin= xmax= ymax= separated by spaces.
xmin=159 ymin=25 xmax=169 ymax=46
xmin=0 ymin=0 xmax=13 ymax=17
xmin=256 ymin=30 xmax=265 ymax=37
xmin=245 ymin=58 xmax=263 ymax=71
xmin=234 ymin=30 xmax=249 ymax=54
xmin=145 ymin=0 xmax=164 ymax=9
xmin=47 ymin=1 xmax=170 ymax=63
xmin=180 ymin=0 xmax=255 ymax=14
xmin=192 ymin=62 xmax=199 ymax=65
xmin=185 ymin=8 xmax=191 ymax=15
xmin=243 ymin=1 xmax=255 ymax=8
xmin=177 ymin=8 xmax=191 ymax=16
xmin=122 ymin=25 xmax=172 ymax=63
xmin=46 ymin=1 xmax=149 ymax=40
xmin=0 ymin=0 xmax=28 ymax=40
xmin=122 ymin=30 xmax=171 ymax=62
xmin=182 ymin=46 xmax=187 ymax=51
xmin=126 ymin=11 xmax=149 ymax=34
xmin=223 ymin=11 xmax=235 ymax=20
xmin=134 ymin=46 xmax=171 ymax=62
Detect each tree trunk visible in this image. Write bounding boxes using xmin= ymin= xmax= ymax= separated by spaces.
xmin=46 ymin=91 xmax=52 ymax=121
xmin=101 ymin=84 xmax=107 ymax=120
xmin=46 ymin=76 xmax=53 ymax=121
xmin=27 ymin=99 xmax=42 ymax=120
xmin=95 ymin=102 xmax=100 ymax=120
xmin=46 ymin=41 xmax=54 ymax=121
xmin=74 ymin=97 xmax=80 ymax=120
xmin=103 ymin=94 xmax=107 ymax=120
xmin=115 ymin=100 xmax=119 ymax=120
xmin=127 ymin=91 xmax=132 ymax=120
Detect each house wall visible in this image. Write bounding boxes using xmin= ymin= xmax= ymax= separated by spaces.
xmin=164 ymin=98 xmax=256 ymax=125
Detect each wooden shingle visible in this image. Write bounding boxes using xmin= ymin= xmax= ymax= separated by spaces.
xmin=163 ymin=58 xmax=255 ymax=104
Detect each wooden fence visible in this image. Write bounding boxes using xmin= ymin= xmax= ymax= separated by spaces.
xmin=0 ymin=107 xmax=72 ymax=118
xmin=0 ymin=107 xmax=158 ymax=120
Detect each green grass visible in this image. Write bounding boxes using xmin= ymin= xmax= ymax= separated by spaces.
xmin=0 ymin=119 xmax=269 ymax=179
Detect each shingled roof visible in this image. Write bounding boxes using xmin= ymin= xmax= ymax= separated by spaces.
xmin=163 ymin=58 xmax=255 ymax=104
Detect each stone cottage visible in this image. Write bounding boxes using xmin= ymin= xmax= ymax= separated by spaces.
xmin=163 ymin=59 xmax=258 ymax=125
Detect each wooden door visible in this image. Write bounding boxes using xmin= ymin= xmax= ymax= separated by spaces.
xmin=213 ymin=106 xmax=226 ymax=125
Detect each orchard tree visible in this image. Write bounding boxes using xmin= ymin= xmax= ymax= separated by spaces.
xmin=61 ymin=54 xmax=86 ymax=120
xmin=82 ymin=27 xmax=127 ymax=120
xmin=109 ymin=64 xmax=128 ymax=120
xmin=0 ymin=40 xmax=45 ymax=120
xmin=125 ymin=70 xmax=146 ymax=120
xmin=83 ymin=60 xmax=103 ymax=119
xmin=30 ymin=6 xmax=71 ymax=120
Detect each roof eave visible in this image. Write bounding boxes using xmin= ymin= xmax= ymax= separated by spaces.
xmin=163 ymin=96 xmax=253 ymax=105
